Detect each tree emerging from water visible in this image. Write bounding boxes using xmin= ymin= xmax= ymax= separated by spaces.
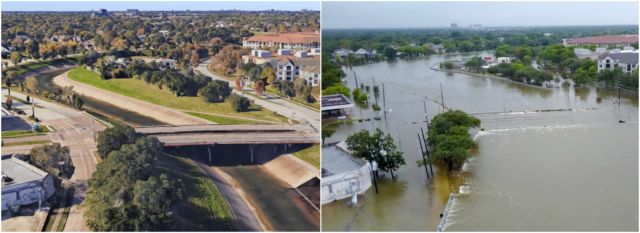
xmin=346 ymin=128 xmax=406 ymax=175
xmin=422 ymin=110 xmax=480 ymax=171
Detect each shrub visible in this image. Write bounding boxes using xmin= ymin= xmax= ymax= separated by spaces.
xmin=228 ymin=94 xmax=251 ymax=112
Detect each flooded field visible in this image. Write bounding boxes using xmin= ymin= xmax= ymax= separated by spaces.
xmin=321 ymin=53 xmax=638 ymax=231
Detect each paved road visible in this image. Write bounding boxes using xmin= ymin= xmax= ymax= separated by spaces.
xmin=193 ymin=161 xmax=264 ymax=231
xmin=196 ymin=60 xmax=320 ymax=130
xmin=3 ymin=89 xmax=106 ymax=232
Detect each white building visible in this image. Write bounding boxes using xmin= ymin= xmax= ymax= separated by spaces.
xmin=295 ymin=51 xmax=308 ymax=58
xmin=2 ymin=157 xmax=56 ymax=211
xmin=251 ymin=49 xmax=272 ymax=58
xmin=597 ymin=52 xmax=639 ymax=73
xmin=276 ymin=58 xmax=299 ymax=82
xmin=300 ymin=64 xmax=320 ymax=87
xmin=334 ymin=49 xmax=353 ymax=58
xmin=321 ymin=142 xmax=372 ymax=205
xmin=309 ymin=48 xmax=321 ymax=56
xmin=277 ymin=49 xmax=292 ymax=56
xmin=242 ymin=33 xmax=320 ymax=50
xmin=156 ymin=58 xmax=177 ymax=70
xmin=496 ymin=57 xmax=512 ymax=64
xmin=354 ymin=48 xmax=376 ymax=59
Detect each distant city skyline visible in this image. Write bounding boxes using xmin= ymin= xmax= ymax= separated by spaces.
xmin=323 ymin=2 xmax=639 ymax=29
xmin=2 ymin=1 xmax=320 ymax=11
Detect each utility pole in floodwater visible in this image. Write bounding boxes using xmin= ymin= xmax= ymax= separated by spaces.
xmin=440 ymin=83 xmax=446 ymax=112
xmin=353 ymin=71 xmax=359 ymax=89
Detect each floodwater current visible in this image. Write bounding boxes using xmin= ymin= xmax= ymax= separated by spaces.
xmin=321 ymin=52 xmax=638 ymax=231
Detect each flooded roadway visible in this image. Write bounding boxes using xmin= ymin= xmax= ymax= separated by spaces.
xmin=321 ymin=53 xmax=638 ymax=231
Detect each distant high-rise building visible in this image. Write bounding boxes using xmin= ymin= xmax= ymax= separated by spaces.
xmin=126 ymin=9 xmax=139 ymax=16
xmin=92 ymin=8 xmax=108 ymax=17
xmin=451 ymin=23 xmax=458 ymax=29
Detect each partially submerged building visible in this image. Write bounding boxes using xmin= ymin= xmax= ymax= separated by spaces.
xmin=2 ymin=157 xmax=56 ymax=211
xmin=321 ymin=142 xmax=372 ymax=205
xmin=321 ymin=94 xmax=353 ymax=119
xmin=597 ymin=51 xmax=639 ymax=73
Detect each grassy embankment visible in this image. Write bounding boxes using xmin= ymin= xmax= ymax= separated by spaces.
xmin=5 ymin=57 xmax=78 ymax=76
xmin=157 ymin=153 xmax=236 ymax=231
xmin=67 ymin=67 xmax=289 ymax=124
xmin=292 ymin=144 xmax=320 ymax=169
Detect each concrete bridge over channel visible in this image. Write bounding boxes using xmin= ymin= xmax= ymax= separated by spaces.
xmin=135 ymin=124 xmax=319 ymax=166
xmin=135 ymin=124 xmax=319 ymax=146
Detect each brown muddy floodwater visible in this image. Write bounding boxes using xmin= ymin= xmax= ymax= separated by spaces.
xmin=321 ymin=52 xmax=638 ymax=231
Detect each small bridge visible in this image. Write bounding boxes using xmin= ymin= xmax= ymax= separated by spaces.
xmin=135 ymin=124 xmax=319 ymax=147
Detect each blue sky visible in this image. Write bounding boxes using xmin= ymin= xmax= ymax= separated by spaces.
xmin=2 ymin=1 xmax=320 ymax=11
xmin=323 ymin=1 xmax=639 ymax=28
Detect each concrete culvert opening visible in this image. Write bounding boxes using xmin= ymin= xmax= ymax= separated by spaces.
xmin=165 ymin=143 xmax=314 ymax=166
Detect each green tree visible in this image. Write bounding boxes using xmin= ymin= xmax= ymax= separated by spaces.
xmin=29 ymin=143 xmax=75 ymax=179
xmin=465 ymin=56 xmax=485 ymax=73
xmin=425 ymin=110 xmax=481 ymax=171
xmin=85 ymin=136 xmax=180 ymax=231
xmin=199 ymin=80 xmax=232 ymax=103
xmin=346 ymin=129 xmax=406 ymax=175
xmin=96 ymin=125 xmax=139 ymax=159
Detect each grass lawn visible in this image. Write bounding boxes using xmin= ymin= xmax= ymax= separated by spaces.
xmin=185 ymin=112 xmax=261 ymax=125
xmin=7 ymin=58 xmax=78 ymax=76
xmin=292 ymin=144 xmax=320 ymax=169
xmin=3 ymin=140 xmax=51 ymax=147
xmin=157 ymin=153 xmax=236 ymax=231
xmin=67 ymin=67 xmax=288 ymax=124
xmin=1 ymin=130 xmax=43 ymax=138
xmin=265 ymin=86 xmax=320 ymax=110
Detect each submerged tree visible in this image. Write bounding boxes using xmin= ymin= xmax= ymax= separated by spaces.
xmin=422 ymin=110 xmax=481 ymax=171
xmin=346 ymin=128 xmax=405 ymax=176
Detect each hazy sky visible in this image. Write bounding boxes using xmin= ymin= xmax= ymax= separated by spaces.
xmin=323 ymin=1 xmax=639 ymax=29
xmin=1 ymin=1 xmax=320 ymax=11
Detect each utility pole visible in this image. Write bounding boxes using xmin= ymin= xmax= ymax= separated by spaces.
xmin=417 ymin=133 xmax=430 ymax=180
xmin=353 ymin=71 xmax=359 ymax=89
xmin=617 ymin=80 xmax=621 ymax=108
xmin=440 ymin=83 xmax=445 ymax=112
xmin=31 ymin=97 xmax=35 ymax=118
xmin=421 ymin=127 xmax=434 ymax=178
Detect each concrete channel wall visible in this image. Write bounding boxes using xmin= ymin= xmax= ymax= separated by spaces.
xmin=436 ymin=193 xmax=455 ymax=232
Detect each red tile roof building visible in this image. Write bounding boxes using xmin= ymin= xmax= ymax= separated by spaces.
xmin=242 ymin=32 xmax=320 ymax=50
xmin=563 ymin=35 xmax=639 ymax=47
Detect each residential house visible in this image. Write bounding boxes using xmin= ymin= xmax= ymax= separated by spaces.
xmin=300 ymin=64 xmax=320 ymax=87
xmin=597 ymin=52 xmax=639 ymax=73
xmin=497 ymin=57 xmax=512 ymax=64
xmin=334 ymin=48 xmax=353 ymax=58
xmin=354 ymin=48 xmax=376 ymax=59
